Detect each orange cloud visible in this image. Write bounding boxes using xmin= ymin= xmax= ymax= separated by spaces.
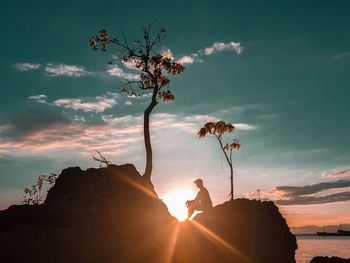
xmin=0 ymin=112 xmax=255 ymax=160
xmin=0 ymin=122 xmax=143 ymax=157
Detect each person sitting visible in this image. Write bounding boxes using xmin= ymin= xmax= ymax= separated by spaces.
xmin=186 ymin=178 xmax=212 ymax=218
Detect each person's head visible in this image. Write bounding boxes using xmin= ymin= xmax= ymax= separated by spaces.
xmin=194 ymin=178 xmax=204 ymax=189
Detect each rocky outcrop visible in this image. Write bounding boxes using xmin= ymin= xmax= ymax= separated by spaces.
xmin=310 ymin=257 xmax=350 ymax=263
xmin=0 ymin=164 xmax=297 ymax=263
xmin=173 ymin=199 xmax=297 ymax=263
xmin=0 ymin=164 xmax=176 ymax=263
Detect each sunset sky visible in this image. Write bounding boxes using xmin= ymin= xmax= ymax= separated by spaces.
xmin=0 ymin=0 xmax=349 ymax=226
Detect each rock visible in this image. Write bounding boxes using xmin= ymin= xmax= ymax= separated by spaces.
xmin=0 ymin=164 xmax=297 ymax=263
xmin=310 ymin=256 xmax=350 ymax=263
xmin=0 ymin=164 xmax=176 ymax=263
xmin=173 ymin=199 xmax=297 ymax=263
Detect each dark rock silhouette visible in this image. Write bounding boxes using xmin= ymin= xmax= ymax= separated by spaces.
xmin=174 ymin=199 xmax=297 ymax=263
xmin=310 ymin=257 xmax=350 ymax=263
xmin=0 ymin=164 xmax=297 ymax=263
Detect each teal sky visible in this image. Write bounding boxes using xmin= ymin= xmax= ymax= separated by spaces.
xmin=0 ymin=0 xmax=349 ymax=226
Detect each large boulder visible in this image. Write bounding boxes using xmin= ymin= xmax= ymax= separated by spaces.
xmin=0 ymin=164 xmax=297 ymax=263
xmin=173 ymin=199 xmax=297 ymax=263
xmin=0 ymin=164 xmax=176 ymax=263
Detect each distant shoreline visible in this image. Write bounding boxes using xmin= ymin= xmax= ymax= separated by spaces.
xmin=291 ymin=224 xmax=350 ymax=235
xmin=296 ymin=234 xmax=350 ymax=237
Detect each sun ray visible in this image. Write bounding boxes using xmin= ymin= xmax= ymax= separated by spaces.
xmin=191 ymin=220 xmax=252 ymax=263
xmin=119 ymin=174 xmax=158 ymax=199
xmin=160 ymin=223 xmax=180 ymax=263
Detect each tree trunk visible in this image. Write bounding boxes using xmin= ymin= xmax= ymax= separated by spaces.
xmin=143 ymin=95 xmax=157 ymax=182
xmin=230 ymin=163 xmax=234 ymax=201
xmin=229 ymin=149 xmax=234 ymax=201
xmin=217 ymin=136 xmax=234 ymax=201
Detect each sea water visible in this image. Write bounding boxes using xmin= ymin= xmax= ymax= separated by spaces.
xmin=296 ymin=236 xmax=350 ymax=263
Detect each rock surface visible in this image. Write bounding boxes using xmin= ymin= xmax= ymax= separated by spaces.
xmin=0 ymin=164 xmax=297 ymax=263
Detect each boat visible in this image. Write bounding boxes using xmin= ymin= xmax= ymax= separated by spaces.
xmin=317 ymin=224 xmax=350 ymax=236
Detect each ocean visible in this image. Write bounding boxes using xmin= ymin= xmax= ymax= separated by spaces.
xmin=296 ymin=236 xmax=350 ymax=263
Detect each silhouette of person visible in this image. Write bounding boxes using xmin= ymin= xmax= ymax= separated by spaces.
xmin=186 ymin=178 xmax=212 ymax=218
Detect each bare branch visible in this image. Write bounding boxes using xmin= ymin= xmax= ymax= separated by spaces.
xmin=93 ymin=149 xmax=111 ymax=168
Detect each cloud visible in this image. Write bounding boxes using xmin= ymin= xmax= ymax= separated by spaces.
xmin=160 ymin=49 xmax=174 ymax=60
xmin=234 ymin=123 xmax=256 ymax=130
xmin=101 ymin=114 xmax=140 ymax=125
xmin=45 ymin=63 xmax=89 ymax=77
xmin=0 ymin=104 xmax=71 ymax=139
xmin=322 ymin=169 xmax=350 ymax=179
xmin=184 ymin=114 xmax=218 ymax=123
xmin=270 ymin=180 xmax=350 ymax=205
xmin=275 ymin=192 xmax=350 ymax=205
xmin=26 ymin=92 xmax=133 ymax=113
xmin=174 ymin=40 xmax=243 ymax=66
xmin=103 ymin=113 xmax=254 ymax=134
xmin=121 ymin=59 xmax=141 ymax=70
xmin=107 ymin=65 xmax=140 ymax=81
xmin=204 ymin=42 xmax=243 ymax=55
xmin=0 ymin=110 xmax=145 ymax=157
xmin=0 ymin=122 xmax=143 ymax=157
xmin=28 ymin=94 xmax=47 ymax=103
xmin=176 ymin=55 xmax=194 ymax=65
xmin=54 ymin=96 xmax=116 ymax=113
xmin=14 ymin=62 xmax=90 ymax=77
xmin=183 ymin=115 xmax=255 ymax=130
xmin=0 ymin=112 xmax=186 ymax=155
xmin=0 ymin=109 xmax=255 ymax=159
xmin=274 ymin=180 xmax=350 ymax=197
xmin=112 ymin=40 xmax=243 ymax=73
xmin=73 ymin=115 xmax=86 ymax=123
xmin=14 ymin=63 xmax=40 ymax=71
xmin=127 ymin=93 xmax=152 ymax=100
xmin=333 ymin=51 xmax=350 ymax=59
xmin=106 ymin=92 xmax=121 ymax=99
xmin=0 ymin=125 xmax=12 ymax=134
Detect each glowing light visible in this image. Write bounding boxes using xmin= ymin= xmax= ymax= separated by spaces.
xmin=161 ymin=189 xmax=196 ymax=221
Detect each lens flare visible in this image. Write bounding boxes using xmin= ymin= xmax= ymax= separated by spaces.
xmin=161 ymin=189 xmax=196 ymax=221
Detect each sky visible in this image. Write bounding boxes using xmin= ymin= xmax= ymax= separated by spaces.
xmin=0 ymin=0 xmax=349 ymax=226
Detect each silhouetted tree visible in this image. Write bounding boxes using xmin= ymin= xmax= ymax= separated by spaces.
xmin=198 ymin=121 xmax=241 ymax=200
xmin=89 ymin=25 xmax=185 ymax=182
xmin=22 ymin=173 xmax=57 ymax=205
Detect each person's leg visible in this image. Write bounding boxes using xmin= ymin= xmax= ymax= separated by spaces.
xmin=186 ymin=200 xmax=195 ymax=218
xmin=188 ymin=205 xmax=195 ymax=218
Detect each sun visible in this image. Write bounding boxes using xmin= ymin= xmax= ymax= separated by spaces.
xmin=161 ymin=189 xmax=196 ymax=221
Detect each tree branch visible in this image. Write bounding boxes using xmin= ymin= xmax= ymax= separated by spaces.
xmin=93 ymin=149 xmax=111 ymax=168
xmin=216 ymin=134 xmax=232 ymax=168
